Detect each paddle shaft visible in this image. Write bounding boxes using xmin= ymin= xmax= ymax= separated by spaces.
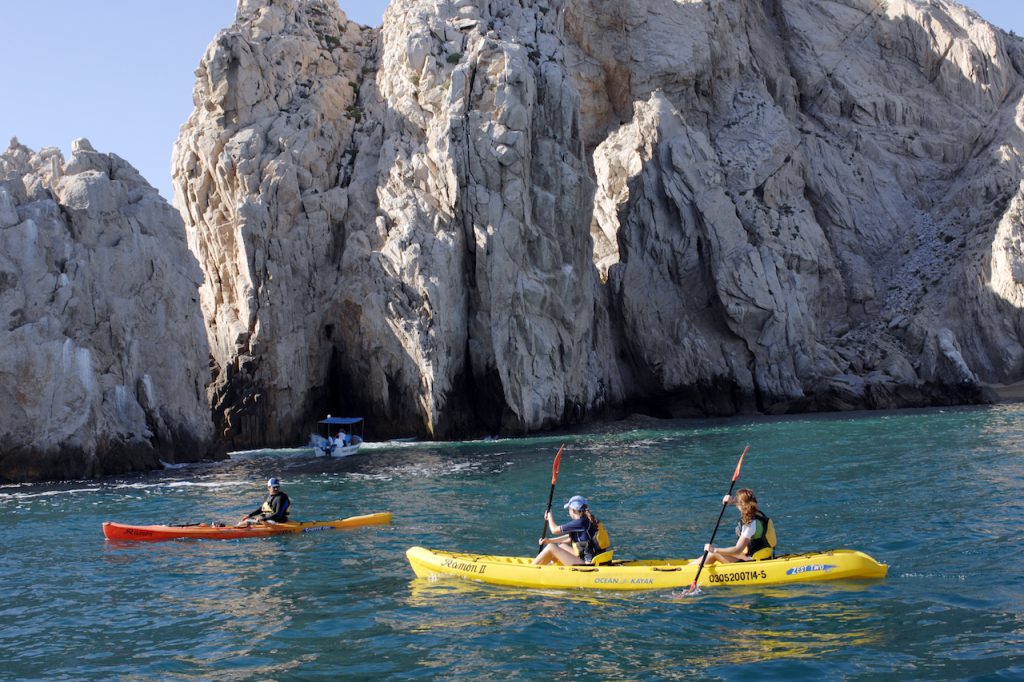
xmin=688 ymin=445 xmax=749 ymax=593
xmin=539 ymin=445 xmax=565 ymax=543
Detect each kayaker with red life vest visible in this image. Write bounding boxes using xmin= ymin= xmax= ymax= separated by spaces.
xmin=533 ymin=495 xmax=605 ymax=566
xmin=239 ymin=478 xmax=291 ymax=525
xmin=699 ymin=488 xmax=776 ymax=564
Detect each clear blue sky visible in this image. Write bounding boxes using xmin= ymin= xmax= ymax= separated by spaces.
xmin=0 ymin=1 xmax=1019 ymax=206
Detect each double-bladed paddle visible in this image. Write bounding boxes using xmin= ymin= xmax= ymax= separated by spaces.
xmin=681 ymin=445 xmax=749 ymax=596
xmin=538 ymin=445 xmax=565 ymax=551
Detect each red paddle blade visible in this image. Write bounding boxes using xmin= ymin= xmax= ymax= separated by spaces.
xmin=551 ymin=445 xmax=564 ymax=485
xmin=732 ymin=445 xmax=750 ymax=482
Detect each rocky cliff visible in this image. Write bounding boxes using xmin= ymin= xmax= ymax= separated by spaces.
xmin=0 ymin=139 xmax=215 ymax=482
xmin=173 ymin=0 xmax=1024 ymax=447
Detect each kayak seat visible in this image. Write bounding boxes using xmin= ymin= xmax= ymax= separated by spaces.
xmin=750 ymin=548 xmax=774 ymax=561
xmin=590 ymin=550 xmax=614 ymax=566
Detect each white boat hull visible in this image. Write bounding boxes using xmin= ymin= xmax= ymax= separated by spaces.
xmin=313 ymin=442 xmax=362 ymax=458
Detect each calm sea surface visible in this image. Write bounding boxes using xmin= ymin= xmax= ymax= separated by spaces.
xmin=3 ymin=405 xmax=1022 ymax=680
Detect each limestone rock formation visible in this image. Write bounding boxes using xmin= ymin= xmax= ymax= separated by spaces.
xmin=570 ymin=0 xmax=1024 ymax=413
xmin=0 ymin=138 xmax=215 ymax=482
xmin=173 ymin=0 xmax=378 ymax=445
xmin=173 ymin=0 xmax=1024 ymax=447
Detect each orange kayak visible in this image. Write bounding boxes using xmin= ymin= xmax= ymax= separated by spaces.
xmin=102 ymin=512 xmax=392 ymax=541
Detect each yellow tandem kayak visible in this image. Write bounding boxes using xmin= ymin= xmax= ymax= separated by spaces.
xmin=406 ymin=546 xmax=887 ymax=591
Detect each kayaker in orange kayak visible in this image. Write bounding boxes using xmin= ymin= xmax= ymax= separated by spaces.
xmin=238 ymin=478 xmax=291 ymax=525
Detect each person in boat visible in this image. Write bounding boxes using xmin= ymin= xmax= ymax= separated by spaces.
xmin=239 ymin=478 xmax=291 ymax=525
xmin=699 ymin=488 xmax=776 ymax=564
xmin=533 ymin=495 xmax=603 ymax=566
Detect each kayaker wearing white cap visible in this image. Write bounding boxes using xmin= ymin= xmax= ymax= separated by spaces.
xmin=238 ymin=477 xmax=291 ymax=525
xmin=533 ymin=495 xmax=603 ymax=566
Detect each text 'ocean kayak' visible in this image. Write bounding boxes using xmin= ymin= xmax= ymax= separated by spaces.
xmin=103 ymin=512 xmax=392 ymax=541
xmin=406 ymin=546 xmax=887 ymax=591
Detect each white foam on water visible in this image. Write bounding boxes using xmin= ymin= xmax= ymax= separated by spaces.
xmin=159 ymin=460 xmax=193 ymax=469
xmin=337 ymin=459 xmax=491 ymax=483
xmin=0 ymin=478 xmax=254 ymax=501
xmin=0 ymin=486 xmax=102 ymax=500
xmin=899 ymin=572 xmax=968 ymax=581
xmin=115 ymin=479 xmax=249 ymax=491
xmin=361 ymin=440 xmax=420 ymax=451
xmin=229 ymin=446 xmax=313 ymax=457
xmin=346 ymin=472 xmax=395 ymax=482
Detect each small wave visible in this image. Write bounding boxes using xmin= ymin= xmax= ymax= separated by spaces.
xmin=347 ymin=472 xmax=395 ymax=482
xmin=383 ymin=461 xmax=486 ymax=478
xmin=0 ymin=486 xmax=102 ymax=500
xmin=361 ymin=440 xmax=422 ymax=450
xmin=159 ymin=460 xmax=193 ymax=470
xmin=339 ymin=460 xmax=492 ymax=482
xmin=229 ymin=446 xmax=313 ymax=457
xmin=114 ymin=480 xmax=249 ymax=491
xmin=901 ymin=569 xmax=962 ymax=577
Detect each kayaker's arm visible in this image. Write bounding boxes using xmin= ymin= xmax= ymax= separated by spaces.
xmin=539 ymin=533 xmax=570 ymax=546
xmin=707 ymin=535 xmax=751 ymax=559
xmin=239 ymin=507 xmax=261 ymax=524
xmin=544 ymin=510 xmax=562 ymax=535
xmin=245 ymin=493 xmax=271 ymax=521
xmin=538 ymin=511 xmax=572 ymax=546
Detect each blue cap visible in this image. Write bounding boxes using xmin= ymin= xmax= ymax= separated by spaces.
xmin=563 ymin=495 xmax=588 ymax=510
xmin=267 ymin=477 xmax=281 ymax=488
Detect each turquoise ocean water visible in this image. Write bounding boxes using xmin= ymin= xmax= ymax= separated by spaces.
xmin=2 ymin=405 xmax=1022 ymax=680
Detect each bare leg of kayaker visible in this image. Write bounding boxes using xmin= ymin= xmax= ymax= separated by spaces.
xmin=534 ymin=540 xmax=584 ymax=566
xmin=534 ymin=507 xmax=592 ymax=565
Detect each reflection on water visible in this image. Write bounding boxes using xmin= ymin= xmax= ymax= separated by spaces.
xmin=715 ymin=598 xmax=883 ymax=665
xmin=404 ymin=578 xmax=887 ymax=669
xmin=405 ymin=576 xmax=620 ymax=614
xmin=402 ymin=579 xmax=533 ymax=634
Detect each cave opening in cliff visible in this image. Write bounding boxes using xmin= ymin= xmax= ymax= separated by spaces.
xmin=445 ymin=342 xmax=506 ymax=439
xmin=317 ymin=345 xmax=369 ymax=438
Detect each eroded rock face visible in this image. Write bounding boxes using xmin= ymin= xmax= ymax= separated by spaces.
xmin=174 ymin=0 xmax=609 ymax=444
xmin=173 ymin=0 xmax=377 ymax=446
xmin=571 ymin=0 xmax=1024 ymax=413
xmin=173 ymin=0 xmax=1024 ymax=446
xmin=0 ymin=139 xmax=216 ymax=482
xmin=350 ymin=0 xmax=616 ymax=435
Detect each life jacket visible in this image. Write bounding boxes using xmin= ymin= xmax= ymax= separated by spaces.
xmin=260 ymin=491 xmax=291 ymax=522
xmin=595 ymin=521 xmax=611 ymax=553
xmin=738 ymin=510 xmax=776 ymax=560
xmin=572 ymin=519 xmax=612 ymax=562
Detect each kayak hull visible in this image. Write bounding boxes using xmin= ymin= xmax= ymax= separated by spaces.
xmin=103 ymin=512 xmax=392 ymax=541
xmin=406 ymin=546 xmax=887 ymax=591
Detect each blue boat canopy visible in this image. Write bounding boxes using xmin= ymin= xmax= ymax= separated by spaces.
xmin=318 ymin=416 xmax=363 ymax=425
